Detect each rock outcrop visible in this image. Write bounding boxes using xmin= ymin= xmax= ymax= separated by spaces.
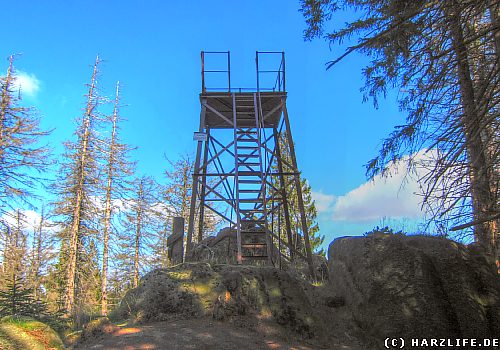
xmin=328 ymin=233 xmax=500 ymax=347
xmin=113 ymin=263 xmax=322 ymax=341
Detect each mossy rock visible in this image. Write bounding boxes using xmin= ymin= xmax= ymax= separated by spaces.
xmin=328 ymin=234 xmax=500 ymax=345
xmin=0 ymin=315 xmax=64 ymax=350
xmin=114 ymin=263 xmax=321 ymax=339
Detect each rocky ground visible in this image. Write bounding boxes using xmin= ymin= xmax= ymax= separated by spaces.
xmin=72 ymin=317 xmax=324 ymax=350
xmin=74 ymin=233 xmax=500 ymax=350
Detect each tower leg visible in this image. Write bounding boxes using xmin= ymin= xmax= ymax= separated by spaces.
xmin=282 ymin=102 xmax=315 ymax=279
xmin=273 ymin=127 xmax=295 ymax=260
xmin=197 ymin=127 xmax=211 ymax=243
xmin=186 ymin=100 xmax=207 ymax=257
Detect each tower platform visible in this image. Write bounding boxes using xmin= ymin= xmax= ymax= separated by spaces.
xmin=201 ymin=92 xmax=286 ymax=128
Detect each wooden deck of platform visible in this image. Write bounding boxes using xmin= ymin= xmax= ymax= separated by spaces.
xmin=200 ymin=91 xmax=286 ymax=128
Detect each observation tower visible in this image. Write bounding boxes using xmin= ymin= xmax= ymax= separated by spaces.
xmin=186 ymin=51 xmax=314 ymax=275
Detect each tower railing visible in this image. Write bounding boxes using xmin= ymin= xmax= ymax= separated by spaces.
xmin=201 ymin=51 xmax=231 ymax=93
xmin=256 ymin=51 xmax=285 ymax=93
xmin=201 ymin=51 xmax=285 ymax=93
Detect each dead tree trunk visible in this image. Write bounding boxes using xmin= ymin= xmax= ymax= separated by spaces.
xmin=133 ymin=181 xmax=144 ymax=289
xmin=66 ymin=57 xmax=99 ymax=314
xmin=31 ymin=208 xmax=44 ymax=300
xmin=101 ymin=82 xmax=121 ymax=316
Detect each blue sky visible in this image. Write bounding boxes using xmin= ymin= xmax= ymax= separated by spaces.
xmin=2 ymin=1 xmax=428 ymax=250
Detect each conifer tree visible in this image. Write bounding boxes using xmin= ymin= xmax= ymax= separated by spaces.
xmin=0 ymin=274 xmax=47 ymax=318
xmin=163 ymin=154 xmax=218 ymax=244
xmin=164 ymin=155 xmax=194 ymax=221
xmin=270 ymin=133 xmax=324 ymax=259
xmin=100 ymin=82 xmax=135 ymax=316
xmin=149 ymin=221 xmax=171 ymax=269
xmin=27 ymin=206 xmax=55 ymax=300
xmin=52 ymin=56 xmax=103 ymax=314
xmin=301 ymin=0 xmax=499 ymax=257
xmin=1 ymin=210 xmax=28 ymax=288
xmin=0 ymin=55 xmax=51 ymax=215
xmin=118 ymin=176 xmax=162 ymax=288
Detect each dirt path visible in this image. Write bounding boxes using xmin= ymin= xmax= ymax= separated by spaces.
xmin=72 ymin=318 xmax=319 ymax=350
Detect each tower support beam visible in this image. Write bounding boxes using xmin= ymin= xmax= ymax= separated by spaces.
xmin=273 ymin=127 xmax=295 ymax=261
xmin=282 ymin=103 xmax=315 ymax=278
xmin=186 ymin=100 xmax=207 ymax=257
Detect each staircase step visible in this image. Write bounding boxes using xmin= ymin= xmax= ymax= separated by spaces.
xmin=238 ymin=171 xmax=261 ymax=176
xmin=241 ymin=255 xmax=268 ymax=260
xmin=239 ymin=189 xmax=261 ymax=193
xmin=241 ymin=231 xmax=267 ymax=236
xmin=240 ymin=212 xmax=264 ymax=217
xmin=238 ymin=180 xmax=261 ymax=184
xmin=236 ymin=138 xmax=258 ymax=142
xmin=241 ymin=232 xmax=266 ymax=237
xmin=241 ymin=219 xmax=265 ymax=224
xmin=241 ymin=218 xmax=265 ymax=223
xmin=238 ymin=162 xmax=260 ymax=166
xmin=237 ymin=145 xmax=259 ymax=150
xmin=239 ymin=198 xmax=262 ymax=203
xmin=241 ymin=244 xmax=267 ymax=249
xmin=236 ymin=119 xmax=258 ymax=123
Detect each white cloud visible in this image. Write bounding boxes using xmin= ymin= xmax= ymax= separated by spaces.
xmin=329 ymin=151 xmax=430 ymax=223
xmin=2 ymin=209 xmax=43 ymax=231
xmin=311 ymin=191 xmax=336 ymax=213
xmin=13 ymin=71 xmax=41 ymax=97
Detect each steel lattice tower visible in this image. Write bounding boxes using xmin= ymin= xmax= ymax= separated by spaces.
xmin=186 ymin=51 xmax=314 ymax=275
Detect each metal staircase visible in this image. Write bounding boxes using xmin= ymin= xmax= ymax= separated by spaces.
xmin=233 ymin=93 xmax=271 ymax=263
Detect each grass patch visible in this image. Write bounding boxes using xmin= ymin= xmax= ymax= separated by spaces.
xmin=0 ymin=315 xmax=64 ymax=350
xmin=311 ymin=280 xmax=324 ymax=287
xmin=167 ymin=271 xmax=192 ymax=281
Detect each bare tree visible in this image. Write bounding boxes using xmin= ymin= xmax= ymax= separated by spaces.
xmin=100 ymin=81 xmax=135 ymax=316
xmin=0 ymin=55 xmax=51 ymax=216
xmin=119 ymin=176 xmax=162 ymax=288
xmin=0 ymin=210 xmax=27 ymax=287
xmin=52 ymin=56 xmax=103 ymax=314
xmin=27 ymin=206 xmax=55 ymax=300
xmin=163 ymin=154 xmax=218 ymax=245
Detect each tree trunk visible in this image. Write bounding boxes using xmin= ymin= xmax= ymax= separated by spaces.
xmin=446 ymin=0 xmax=496 ymax=255
xmin=101 ymin=170 xmax=112 ymax=316
xmin=133 ymin=181 xmax=143 ymax=289
xmin=0 ymin=56 xmax=15 ymax=150
xmin=66 ymin=58 xmax=98 ymax=314
xmin=133 ymin=215 xmax=141 ymax=288
xmin=101 ymin=82 xmax=120 ymax=317
xmin=488 ymin=0 xmax=500 ymax=264
xmin=490 ymin=1 xmax=500 ymax=61
xmin=32 ymin=210 xmax=44 ymax=300
xmin=66 ymin=126 xmax=88 ymax=314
